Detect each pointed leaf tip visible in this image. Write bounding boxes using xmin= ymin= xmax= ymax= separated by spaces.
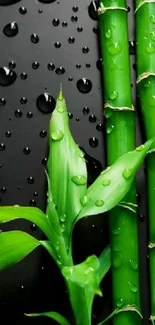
xmin=58 ymin=83 xmax=64 ymax=101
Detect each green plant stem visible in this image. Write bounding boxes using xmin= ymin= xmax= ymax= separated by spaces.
xmin=98 ymin=1 xmax=141 ymax=324
xmin=135 ymin=0 xmax=155 ymax=320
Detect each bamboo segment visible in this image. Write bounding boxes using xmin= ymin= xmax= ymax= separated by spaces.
xmin=98 ymin=1 xmax=141 ymax=324
xmin=135 ymin=0 xmax=155 ymax=321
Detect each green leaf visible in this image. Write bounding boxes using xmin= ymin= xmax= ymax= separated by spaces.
xmin=97 ymin=245 xmax=111 ymax=282
xmin=0 ymin=230 xmax=40 ymax=271
xmin=0 ymin=206 xmax=53 ymax=241
xmin=47 ymin=88 xmax=87 ymax=246
xmin=40 ymin=240 xmax=57 ymax=262
xmin=77 ymin=139 xmax=153 ymax=220
xmin=25 ymin=311 xmax=71 ymax=325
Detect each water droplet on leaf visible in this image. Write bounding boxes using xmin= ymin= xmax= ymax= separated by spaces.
xmin=122 ymin=168 xmax=132 ymax=180
xmin=95 ymin=200 xmax=105 ymax=207
xmin=102 ymin=179 xmax=111 ymax=186
xmin=80 ymin=195 xmax=89 ymax=207
xmin=136 ymin=144 xmax=144 ymax=151
xmin=71 ymin=175 xmax=87 ymax=186
xmin=51 ymin=130 xmax=64 ymax=141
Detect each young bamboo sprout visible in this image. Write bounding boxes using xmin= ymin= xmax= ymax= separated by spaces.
xmin=0 ymin=89 xmax=153 ymax=325
xmin=98 ymin=0 xmax=142 ymax=324
xmin=135 ymin=1 xmax=155 ymax=323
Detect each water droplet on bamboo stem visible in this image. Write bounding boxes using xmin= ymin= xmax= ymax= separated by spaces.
xmin=112 ymin=252 xmax=122 ymax=268
xmin=112 ymin=227 xmax=122 ymax=235
xmin=106 ymin=125 xmax=114 ymax=134
xmin=146 ymin=43 xmax=155 ymax=53
xmin=128 ymin=282 xmax=138 ymax=293
xmin=110 ymin=91 xmax=118 ymax=100
xmin=60 ymin=214 xmax=66 ymax=222
xmin=105 ymin=29 xmax=112 ymax=39
xmin=150 ymin=15 xmax=155 ymax=23
xmin=108 ymin=42 xmax=122 ymax=55
xmin=116 ymin=298 xmax=125 ymax=308
xmin=129 ymin=259 xmax=138 ymax=270
xmin=104 ymin=107 xmax=113 ymax=119
xmin=151 ymin=31 xmax=155 ymax=41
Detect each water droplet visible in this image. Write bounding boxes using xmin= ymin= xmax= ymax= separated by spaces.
xmin=89 ymin=137 xmax=98 ymax=148
xmin=27 ymin=112 xmax=33 ymax=118
xmin=52 ymin=18 xmax=60 ymax=26
xmin=33 ymin=192 xmax=38 ymax=197
xmin=71 ymin=175 xmax=87 ymax=186
xmin=106 ymin=125 xmax=114 ymax=134
xmin=55 ymin=66 xmax=65 ymax=75
xmin=61 ymin=223 xmax=65 ymax=233
xmin=93 ymin=26 xmax=98 ymax=33
xmin=71 ymin=15 xmax=78 ymax=23
xmin=47 ymin=63 xmax=55 ymax=71
xmin=89 ymin=114 xmax=97 ymax=123
xmin=20 ymin=97 xmax=27 ymax=104
xmin=0 ymin=67 xmax=17 ymax=86
xmin=23 ymin=147 xmax=31 ymax=155
xmin=0 ymin=0 xmax=20 ymax=4
xmin=60 ymin=214 xmax=66 ymax=222
xmin=82 ymin=46 xmax=89 ymax=53
xmin=104 ymin=107 xmax=113 ymax=119
xmin=54 ymin=41 xmax=61 ymax=48
xmin=1 ymin=187 xmax=6 ymax=193
xmin=95 ymin=199 xmax=105 ymax=207
xmin=38 ymin=0 xmax=56 ymax=3
xmin=9 ymin=61 xmax=16 ymax=69
xmin=72 ymin=5 xmax=78 ymax=12
xmin=0 ymin=143 xmax=5 ymax=151
xmin=32 ymin=61 xmax=40 ymax=69
xmin=40 ymin=130 xmax=47 ymax=138
xmin=151 ymin=31 xmax=155 ymax=41
xmin=5 ymin=131 xmax=11 ymax=138
xmin=77 ymin=26 xmax=83 ymax=32
xmin=146 ymin=42 xmax=155 ymax=53
xmin=38 ymin=8 xmax=43 ymax=13
xmin=80 ymin=195 xmax=89 ymax=207
xmin=136 ymin=144 xmax=144 ymax=151
xmin=21 ymin=72 xmax=27 ymax=80
xmin=129 ymin=259 xmax=138 ymax=270
xmin=30 ymin=223 xmax=37 ymax=230
xmin=128 ymin=282 xmax=138 ymax=293
xmin=51 ymin=130 xmax=64 ymax=141
xmin=31 ymin=33 xmax=39 ymax=44
xmin=29 ymin=199 xmax=36 ymax=206
xmin=127 ymin=5 xmax=130 ymax=11
xmin=0 ymin=98 xmax=6 ymax=106
xmin=62 ymin=21 xmax=68 ymax=27
xmin=77 ymin=78 xmax=92 ymax=93
xmin=102 ymin=179 xmax=111 ymax=186
xmin=112 ymin=252 xmax=122 ymax=268
xmin=96 ymin=123 xmax=104 ymax=131
xmin=88 ymin=1 xmax=98 ymax=20
xmin=19 ymin=6 xmax=27 ymax=14
xmin=129 ymin=41 xmax=135 ymax=55
xmin=86 ymin=63 xmax=91 ymax=68
xmin=42 ymin=158 xmax=47 ymax=165
xmin=27 ymin=176 xmax=35 ymax=184
xmin=3 ymin=21 xmax=18 ymax=37
xmin=15 ymin=109 xmax=22 ymax=117
xmin=116 ymin=298 xmax=125 ymax=308
xmin=105 ymin=29 xmax=112 ymax=39
xmin=96 ymin=58 xmax=103 ymax=71
xmin=68 ymin=112 xmax=73 ymax=119
xmin=76 ymin=63 xmax=81 ymax=69
xmin=76 ymin=117 xmax=79 ymax=122
xmin=83 ymin=106 xmax=90 ymax=115
xmin=110 ymin=90 xmax=118 ymax=100
xmin=150 ymin=15 xmax=155 ymax=23
xmin=37 ymin=93 xmax=56 ymax=114
xmin=139 ymin=214 xmax=145 ymax=221
xmin=108 ymin=42 xmax=122 ymax=55
xmin=68 ymin=36 xmax=75 ymax=44
xmin=112 ymin=227 xmax=122 ymax=235
xmin=122 ymin=168 xmax=132 ymax=180
xmin=68 ymin=76 xmax=73 ymax=81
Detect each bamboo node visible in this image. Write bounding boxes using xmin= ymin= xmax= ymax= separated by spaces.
xmin=104 ymin=103 xmax=135 ymax=111
xmin=97 ymin=2 xmax=127 ymax=14
xmin=136 ymin=72 xmax=155 ymax=84
xmin=135 ymin=0 xmax=155 ymax=13
xmin=116 ymin=304 xmax=143 ymax=318
xmin=149 ymin=242 xmax=155 ymax=249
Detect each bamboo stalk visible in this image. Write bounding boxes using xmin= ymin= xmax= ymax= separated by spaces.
xmin=98 ymin=1 xmax=142 ymax=324
xmin=135 ymin=0 xmax=155 ymax=322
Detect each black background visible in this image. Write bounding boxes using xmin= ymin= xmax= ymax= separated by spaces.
xmin=0 ymin=0 xmax=149 ymax=324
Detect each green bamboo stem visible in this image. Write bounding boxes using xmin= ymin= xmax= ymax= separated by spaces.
xmin=135 ymin=0 xmax=155 ymax=321
xmin=98 ymin=1 xmax=141 ymax=324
